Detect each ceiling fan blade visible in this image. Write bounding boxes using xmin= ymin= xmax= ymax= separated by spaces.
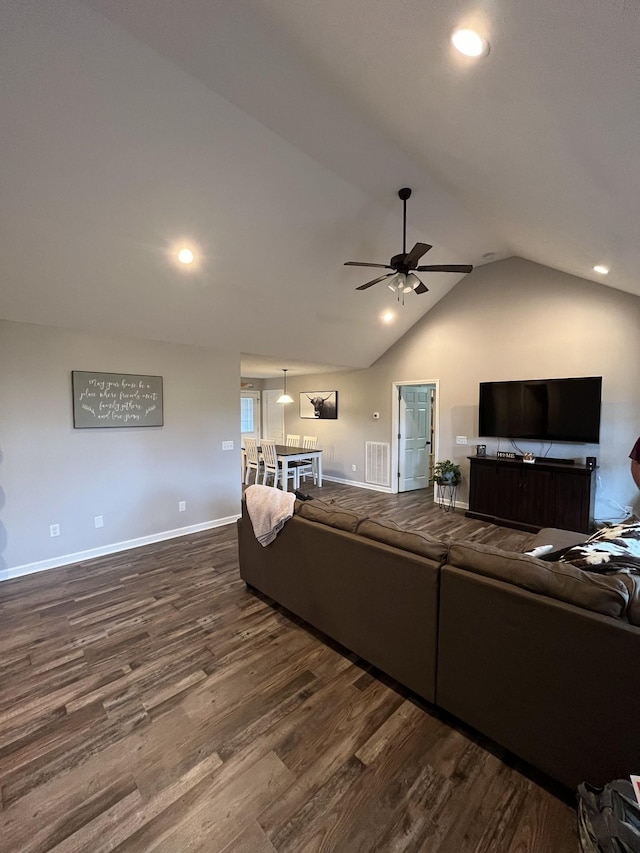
xmin=416 ymin=264 xmax=474 ymax=273
xmin=344 ymin=261 xmax=393 ymax=269
xmin=404 ymin=242 xmax=432 ymax=268
xmin=356 ymin=273 xmax=394 ymax=291
xmin=414 ymin=281 xmax=429 ymax=295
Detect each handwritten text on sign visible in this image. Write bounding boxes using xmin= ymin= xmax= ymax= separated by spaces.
xmin=72 ymin=371 xmax=164 ymax=428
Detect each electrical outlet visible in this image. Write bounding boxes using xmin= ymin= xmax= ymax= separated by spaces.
xmin=456 ymin=435 xmax=468 ymax=445
xmin=49 ymin=523 xmax=60 ymax=538
xmin=179 ymin=501 xmax=186 ymax=512
xmin=351 ymin=464 xmax=357 ymax=472
xmin=222 ymin=440 xmax=234 ymax=451
xmin=94 ymin=515 xmax=104 ymax=529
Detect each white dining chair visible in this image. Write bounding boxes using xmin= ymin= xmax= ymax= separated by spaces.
xmin=286 ymin=434 xmax=301 ymax=446
xmin=294 ymin=435 xmax=318 ymax=485
xmin=261 ymin=439 xmax=298 ymax=489
xmin=243 ymin=437 xmax=263 ymax=485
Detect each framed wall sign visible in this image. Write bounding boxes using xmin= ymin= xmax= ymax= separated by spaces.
xmin=72 ymin=371 xmax=164 ymax=428
xmin=300 ymin=390 xmax=338 ymax=420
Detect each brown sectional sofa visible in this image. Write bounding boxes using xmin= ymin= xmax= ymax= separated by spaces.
xmin=237 ymin=499 xmax=640 ymax=790
xmin=238 ymin=499 xmax=446 ymax=702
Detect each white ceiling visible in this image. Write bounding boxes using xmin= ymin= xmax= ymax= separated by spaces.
xmin=240 ymin=354 xmax=353 ymax=381
xmin=3 ymin=0 xmax=639 ymax=377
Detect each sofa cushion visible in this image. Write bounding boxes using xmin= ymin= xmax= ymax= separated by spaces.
xmin=530 ymin=526 xmax=587 ymax=552
xmin=526 ymin=526 xmax=588 ymax=561
xmin=623 ymin=574 xmax=640 ymax=627
xmin=296 ymin=499 xmax=364 ymax=533
xmin=559 ymin=520 xmax=640 ymax=574
xmin=448 ymin=541 xmax=631 ymax=619
xmin=357 ymin=517 xmax=448 ymax=563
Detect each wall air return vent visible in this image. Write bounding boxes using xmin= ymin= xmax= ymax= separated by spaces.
xmin=365 ymin=442 xmax=390 ymax=487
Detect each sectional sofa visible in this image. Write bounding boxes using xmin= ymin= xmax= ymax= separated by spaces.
xmin=237 ymin=499 xmax=640 ymax=790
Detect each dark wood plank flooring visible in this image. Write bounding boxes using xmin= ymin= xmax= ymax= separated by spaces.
xmin=0 ymin=483 xmax=578 ymax=851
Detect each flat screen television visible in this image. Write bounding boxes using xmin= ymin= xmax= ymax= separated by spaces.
xmin=478 ymin=376 xmax=602 ymax=443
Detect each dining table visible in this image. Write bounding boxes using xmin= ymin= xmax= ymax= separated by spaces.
xmin=241 ymin=442 xmax=323 ymax=492
xmin=272 ymin=443 xmax=323 ymax=492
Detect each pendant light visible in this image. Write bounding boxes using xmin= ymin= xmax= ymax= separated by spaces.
xmin=277 ymin=369 xmax=294 ymax=404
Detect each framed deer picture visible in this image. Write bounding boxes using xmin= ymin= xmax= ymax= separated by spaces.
xmin=299 ymin=390 xmax=338 ymax=419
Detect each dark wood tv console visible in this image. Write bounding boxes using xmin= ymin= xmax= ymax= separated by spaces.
xmin=466 ymin=456 xmax=596 ymax=534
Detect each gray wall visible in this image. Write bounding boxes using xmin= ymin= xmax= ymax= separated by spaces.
xmin=0 ymin=320 xmax=241 ymax=574
xmin=283 ymin=258 xmax=640 ymax=519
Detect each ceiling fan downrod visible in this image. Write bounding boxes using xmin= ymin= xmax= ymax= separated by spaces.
xmin=398 ymin=187 xmax=411 ymax=257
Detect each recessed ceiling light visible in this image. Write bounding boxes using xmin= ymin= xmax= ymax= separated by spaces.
xmin=382 ymin=311 xmax=394 ymax=324
xmin=177 ymin=248 xmax=194 ymax=265
xmin=593 ymin=265 xmax=609 ymax=275
xmin=451 ymin=28 xmax=490 ymax=58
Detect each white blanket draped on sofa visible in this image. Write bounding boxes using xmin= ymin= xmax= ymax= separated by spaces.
xmin=245 ymin=484 xmax=296 ymax=547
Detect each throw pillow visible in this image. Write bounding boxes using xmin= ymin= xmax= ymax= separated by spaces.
xmin=559 ymin=521 xmax=640 ymax=574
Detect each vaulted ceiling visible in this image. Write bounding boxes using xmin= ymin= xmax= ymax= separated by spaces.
xmin=3 ymin=1 xmax=638 ymax=376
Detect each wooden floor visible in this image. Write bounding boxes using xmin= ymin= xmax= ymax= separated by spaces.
xmin=0 ymin=483 xmax=578 ymax=852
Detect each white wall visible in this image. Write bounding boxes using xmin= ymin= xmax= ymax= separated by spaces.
xmin=0 ymin=320 xmax=241 ymax=575
xmin=283 ymin=258 xmax=640 ymax=519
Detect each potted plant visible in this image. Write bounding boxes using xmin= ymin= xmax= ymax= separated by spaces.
xmin=433 ymin=459 xmax=461 ymax=485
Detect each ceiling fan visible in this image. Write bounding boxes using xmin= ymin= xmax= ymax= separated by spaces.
xmin=344 ymin=188 xmax=473 ymax=302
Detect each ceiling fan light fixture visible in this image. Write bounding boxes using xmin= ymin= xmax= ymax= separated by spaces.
xmin=276 ymin=368 xmax=294 ymax=404
xmin=387 ymin=272 xmax=413 ymax=299
xmin=405 ymin=272 xmax=420 ymax=291
xmin=387 ymin=273 xmax=402 ymax=292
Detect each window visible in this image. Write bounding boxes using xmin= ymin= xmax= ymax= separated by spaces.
xmin=240 ymin=396 xmax=254 ymax=434
xmin=240 ymin=391 xmax=260 ymax=440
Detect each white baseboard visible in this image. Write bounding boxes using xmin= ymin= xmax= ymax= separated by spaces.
xmin=0 ymin=515 xmax=241 ymax=583
xmin=321 ymin=475 xmax=393 ymax=494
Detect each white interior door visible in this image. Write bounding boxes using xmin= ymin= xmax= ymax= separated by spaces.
xmin=398 ymin=385 xmax=435 ymax=491
xmin=263 ymin=389 xmax=285 ymax=443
